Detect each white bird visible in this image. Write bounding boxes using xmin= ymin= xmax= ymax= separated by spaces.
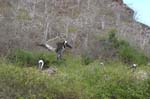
xmin=38 ymin=60 xmax=44 ymax=70
xmin=130 ymin=63 xmax=137 ymax=72
xmin=100 ymin=62 xmax=104 ymax=66
xmin=132 ymin=64 xmax=137 ymax=68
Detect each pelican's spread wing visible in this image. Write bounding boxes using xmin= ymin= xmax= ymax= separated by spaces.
xmin=38 ymin=43 xmax=56 ymax=52
xmin=45 ymin=43 xmax=56 ymax=51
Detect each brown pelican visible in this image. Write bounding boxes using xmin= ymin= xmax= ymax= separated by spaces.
xmin=38 ymin=40 xmax=72 ymax=60
xmin=55 ymin=41 xmax=72 ymax=60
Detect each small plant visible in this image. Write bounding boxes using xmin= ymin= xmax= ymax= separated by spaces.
xmin=17 ymin=8 xmax=32 ymax=20
xmin=108 ymin=29 xmax=117 ymax=42
xmin=108 ymin=29 xmax=120 ymax=48
xmin=81 ymin=51 xmax=94 ymax=65
xmin=68 ymin=27 xmax=77 ymax=33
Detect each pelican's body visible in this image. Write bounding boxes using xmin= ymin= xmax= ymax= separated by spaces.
xmin=38 ymin=40 xmax=72 ymax=60
xmin=55 ymin=41 xmax=72 ymax=60
xmin=132 ymin=64 xmax=137 ymax=68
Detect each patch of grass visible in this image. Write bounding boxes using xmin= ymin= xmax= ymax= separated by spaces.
xmin=1 ymin=41 xmax=150 ymax=98
xmin=0 ymin=55 xmax=150 ymax=99
xmin=68 ymin=27 xmax=77 ymax=33
xmin=17 ymin=8 xmax=32 ymax=20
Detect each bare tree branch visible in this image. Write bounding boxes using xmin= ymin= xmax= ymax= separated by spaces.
xmin=46 ymin=36 xmax=60 ymax=43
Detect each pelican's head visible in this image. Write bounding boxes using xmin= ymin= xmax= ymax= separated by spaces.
xmin=63 ymin=40 xmax=72 ymax=48
xmin=64 ymin=40 xmax=67 ymax=44
xmin=133 ymin=64 xmax=137 ymax=67
xmin=100 ymin=62 xmax=104 ymax=66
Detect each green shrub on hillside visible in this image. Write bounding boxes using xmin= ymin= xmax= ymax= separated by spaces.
xmin=8 ymin=49 xmax=56 ymax=66
xmin=118 ymin=40 xmax=148 ymax=64
xmin=108 ymin=31 xmax=149 ymax=65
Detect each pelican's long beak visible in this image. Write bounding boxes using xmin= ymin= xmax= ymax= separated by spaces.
xmin=66 ymin=43 xmax=72 ymax=48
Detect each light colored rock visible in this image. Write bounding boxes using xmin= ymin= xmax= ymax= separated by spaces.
xmin=42 ymin=67 xmax=57 ymax=76
xmin=135 ymin=70 xmax=149 ymax=80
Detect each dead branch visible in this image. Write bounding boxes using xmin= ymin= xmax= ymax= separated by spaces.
xmin=46 ymin=36 xmax=60 ymax=43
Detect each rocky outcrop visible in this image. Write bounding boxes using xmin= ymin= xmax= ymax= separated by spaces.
xmin=0 ymin=0 xmax=149 ymax=56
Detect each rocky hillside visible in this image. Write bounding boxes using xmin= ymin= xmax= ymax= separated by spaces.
xmin=0 ymin=0 xmax=150 ymax=56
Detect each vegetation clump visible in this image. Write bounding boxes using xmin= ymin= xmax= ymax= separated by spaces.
xmin=0 ymin=30 xmax=149 ymax=99
xmin=0 ymin=54 xmax=150 ymax=99
xmin=17 ymin=8 xmax=32 ymax=20
xmin=7 ymin=49 xmax=56 ymax=67
xmin=108 ymin=30 xmax=149 ymax=65
xmin=80 ymin=29 xmax=149 ymax=65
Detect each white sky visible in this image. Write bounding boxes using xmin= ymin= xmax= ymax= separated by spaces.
xmin=123 ymin=0 xmax=150 ymax=26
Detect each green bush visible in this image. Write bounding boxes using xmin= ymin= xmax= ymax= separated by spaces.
xmin=118 ymin=41 xmax=148 ymax=65
xmin=1 ymin=57 xmax=150 ymax=99
xmin=7 ymin=49 xmax=56 ymax=67
xmin=108 ymin=31 xmax=149 ymax=65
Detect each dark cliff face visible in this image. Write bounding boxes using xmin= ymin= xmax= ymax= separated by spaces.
xmin=0 ymin=0 xmax=149 ymax=55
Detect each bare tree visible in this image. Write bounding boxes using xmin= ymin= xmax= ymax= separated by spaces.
xmin=87 ymin=0 xmax=91 ymax=10
xmin=77 ymin=0 xmax=81 ymax=8
xmin=101 ymin=15 xmax=105 ymax=29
